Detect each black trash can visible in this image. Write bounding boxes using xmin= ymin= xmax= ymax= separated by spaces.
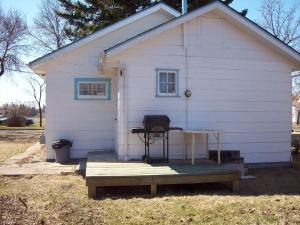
xmin=52 ymin=139 xmax=72 ymax=163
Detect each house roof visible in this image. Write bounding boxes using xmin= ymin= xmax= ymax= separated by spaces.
xmin=29 ymin=2 xmax=181 ymax=72
xmin=105 ymin=1 xmax=300 ymax=66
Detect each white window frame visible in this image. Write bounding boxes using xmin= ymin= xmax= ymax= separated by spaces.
xmin=74 ymin=78 xmax=111 ymax=100
xmin=156 ymin=69 xmax=179 ymax=97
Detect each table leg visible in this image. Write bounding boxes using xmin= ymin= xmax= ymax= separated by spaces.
xmin=206 ymin=133 xmax=209 ymax=160
xmin=184 ymin=133 xmax=188 ymax=160
xmin=217 ymin=132 xmax=221 ymax=164
xmin=192 ymin=133 xmax=195 ymax=165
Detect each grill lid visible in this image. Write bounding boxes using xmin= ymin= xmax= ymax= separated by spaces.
xmin=143 ymin=115 xmax=170 ymax=132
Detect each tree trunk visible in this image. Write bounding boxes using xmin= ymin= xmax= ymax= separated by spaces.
xmin=39 ymin=105 xmax=43 ymax=127
xmin=0 ymin=59 xmax=5 ymax=77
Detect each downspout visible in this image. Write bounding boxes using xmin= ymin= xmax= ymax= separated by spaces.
xmin=124 ymin=66 xmax=129 ymax=161
xmin=183 ymin=24 xmax=189 ymax=129
xmin=100 ymin=51 xmax=129 ymax=161
xmin=182 ymin=0 xmax=189 ymax=129
xmin=182 ymin=0 xmax=187 ymax=15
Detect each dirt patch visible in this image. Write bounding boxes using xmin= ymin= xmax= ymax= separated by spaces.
xmin=0 ymin=195 xmax=45 ymax=225
xmin=16 ymin=155 xmax=35 ymax=166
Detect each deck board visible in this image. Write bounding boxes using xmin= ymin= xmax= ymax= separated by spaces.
xmin=86 ymin=164 xmax=241 ymax=197
xmin=86 ymin=164 xmax=239 ymax=177
xmin=85 ymin=153 xmax=241 ymax=198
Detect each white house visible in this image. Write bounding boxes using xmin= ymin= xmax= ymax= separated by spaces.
xmin=29 ymin=1 xmax=300 ymax=164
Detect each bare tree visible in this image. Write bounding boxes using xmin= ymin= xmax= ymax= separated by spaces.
xmin=292 ymin=94 xmax=300 ymax=124
xmin=0 ymin=7 xmax=28 ymax=77
xmin=27 ymin=76 xmax=46 ymax=127
xmin=30 ymin=0 xmax=68 ymax=53
xmin=259 ymin=0 xmax=300 ymax=49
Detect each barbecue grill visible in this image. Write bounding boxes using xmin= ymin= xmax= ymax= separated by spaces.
xmin=143 ymin=115 xmax=170 ymax=132
xmin=143 ymin=115 xmax=170 ymax=162
xmin=131 ymin=115 xmax=182 ymax=163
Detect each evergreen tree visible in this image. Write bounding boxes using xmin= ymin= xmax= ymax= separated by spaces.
xmin=163 ymin=0 xmax=247 ymax=16
xmin=58 ymin=0 xmax=247 ymax=40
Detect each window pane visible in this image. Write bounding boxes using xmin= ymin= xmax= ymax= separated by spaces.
xmin=159 ymin=72 xmax=167 ymax=82
xmin=79 ymin=83 xmax=88 ymax=89
xmin=159 ymin=83 xmax=168 ymax=93
xmin=101 ymin=83 xmax=106 ymax=94
xmin=168 ymin=83 xmax=176 ymax=93
xmin=79 ymin=83 xmax=88 ymax=95
xmin=92 ymin=83 xmax=98 ymax=95
xmin=94 ymin=83 xmax=106 ymax=96
xmin=79 ymin=82 xmax=107 ymax=96
xmin=86 ymin=83 xmax=92 ymax=95
xmin=157 ymin=70 xmax=178 ymax=96
xmin=168 ymin=73 xmax=176 ymax=82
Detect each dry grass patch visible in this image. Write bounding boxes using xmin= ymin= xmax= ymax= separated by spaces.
xmin=0 ymin=167 xmax=300 ymax=225
xmin=0 ymin=142 xmax=34 ymax=163
xmin=0 ymin=130 xmax=41 ymax=163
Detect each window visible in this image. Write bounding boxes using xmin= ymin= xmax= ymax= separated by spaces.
xmin=156 ymin=69 xmax=179 ymax=97
xmin=74 ymin=78 xmax=111 ymax=100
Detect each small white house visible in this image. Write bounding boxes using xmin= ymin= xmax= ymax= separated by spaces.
xmin=30 ymin=1 xmax=300 ymax=164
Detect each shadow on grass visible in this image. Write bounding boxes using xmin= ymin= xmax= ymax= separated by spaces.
xmin=92 ymin=167 xmax=300 ymax=200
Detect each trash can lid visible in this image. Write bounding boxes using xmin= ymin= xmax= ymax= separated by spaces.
xmin=52 ymin=139 xmax=72 ymax=149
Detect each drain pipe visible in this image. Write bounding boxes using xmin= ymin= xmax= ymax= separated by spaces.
xmin=182 ymin=0 xmax=187 ymax=15
xmin=100 ymin=52 xmax=129 ymax=161
xmin=185 ymin=46 xmax=189 ymax=130
xmin=182 ymin=0 xmax=190 ymax=130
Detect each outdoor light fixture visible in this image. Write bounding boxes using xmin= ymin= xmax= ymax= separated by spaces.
xmin=185 ymin=89 xmax=192 ymax=98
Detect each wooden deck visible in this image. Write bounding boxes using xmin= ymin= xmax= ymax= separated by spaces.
xmin=86 ymin=156 xmax=241 ymax=198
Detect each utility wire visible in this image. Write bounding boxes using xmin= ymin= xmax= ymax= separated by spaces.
xmin=7 ymin=69 xmax=37 ymax=75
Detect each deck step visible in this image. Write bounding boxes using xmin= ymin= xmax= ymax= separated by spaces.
xmin=222 ymin=163 xmax=248 ymax=176
xmin=75 ymin=159 xmax=86 ymax=176
xmin=87 ymin=151 xmax=117 ymax=162
xmin=241 ymin=175 xmax=256 ymax=179
xmin=209 ymin=150 xmax=244 ymax=164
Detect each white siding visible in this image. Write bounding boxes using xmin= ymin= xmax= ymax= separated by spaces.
xmin=112 ymin=12 xmax=294 ymax=163
xmin=44 ymin=10 xmax=175 ymax=159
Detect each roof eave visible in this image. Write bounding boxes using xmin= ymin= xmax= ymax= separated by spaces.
xmin=29 ymin=2 xmax=180 ymax=71
xmin=216 ymin=3 xmax=300 ymax=66
xmin=105 ymin=2 xmax=220 ymax=57
xmin=105 ymin=1 xmax=300 ymax=66
xmin=161 ymin=3 xmax=181 ymax=17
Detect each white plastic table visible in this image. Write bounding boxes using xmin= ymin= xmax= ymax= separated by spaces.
xmin=183 ymin=130 xmax=221 ymax=165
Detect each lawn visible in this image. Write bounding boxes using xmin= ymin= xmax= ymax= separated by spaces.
xmin=1 ymin=131 xmax=299 ymax=224
xmin=0 ymin=130 xmax=41 ymax=163
xmin=0 ymin=167 xmax=300 ymax=225
xmin=0 ymin=142 xmax=34 ymax=163
xmin=0 ymin=123 xmax=45 ymax=130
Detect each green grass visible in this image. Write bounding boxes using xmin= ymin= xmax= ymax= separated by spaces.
xmin=1 ymin=167 xmax=300 ymax=225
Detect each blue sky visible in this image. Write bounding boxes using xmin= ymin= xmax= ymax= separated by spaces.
xmin=0 ymin=0 xmax=41 ymax=105
xmin=0 ymin=0 xmax=298 ymax=105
